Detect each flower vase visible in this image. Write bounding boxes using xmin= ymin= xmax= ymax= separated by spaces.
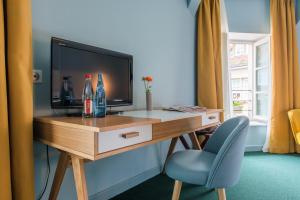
xmin=146 ymin=91 xmax=152 ymax=111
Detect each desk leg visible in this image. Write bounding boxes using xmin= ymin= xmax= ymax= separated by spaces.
xmin=71 ymin=156 xmax=88 ymax=200
xmin=188 ymin=132 xmax=201 ymax=150
xmin=162 ymin=137 xmax=178 ymax=173
xmin=49 ymin=151 xmax=70 ymax=200
xmin=179 ymin=136 xmax=190 ymax=150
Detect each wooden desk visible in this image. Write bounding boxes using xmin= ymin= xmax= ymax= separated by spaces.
xmin=34 ymin=109 xmax=222 ymax=200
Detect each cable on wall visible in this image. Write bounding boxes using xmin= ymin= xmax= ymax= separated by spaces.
xmin=36 ymin=145 xmax=50 ymax=200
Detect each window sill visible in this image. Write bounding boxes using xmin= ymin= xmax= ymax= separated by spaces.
xmin=250 ymin=120 xmax=267 ymax=127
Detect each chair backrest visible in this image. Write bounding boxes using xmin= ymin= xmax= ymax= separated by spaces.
xmin=204 ymin=116 xmax=249 ymax=188
xmin=288 ymin=109 xmax=300 ymax=145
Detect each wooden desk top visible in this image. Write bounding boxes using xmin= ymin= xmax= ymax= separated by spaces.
xmin=34 ymin=109 xmax=223 ymax=132
xmin=34 ymin=115 xmax=161 ymax=132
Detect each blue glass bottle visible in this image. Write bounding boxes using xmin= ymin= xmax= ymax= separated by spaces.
xmin=93 ymin=73 xmax=106 ymax=117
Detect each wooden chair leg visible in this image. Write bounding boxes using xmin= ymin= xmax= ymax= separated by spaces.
xmin=217 ymin=188 xmax=226 ymax=200
xmin=172 ymin=180 xmax=182 ymax=200
xmin=188 ymin=132 xmax=201 ymax=150
xmin=49 ymin=151 xmax=70 ymax=200
xmin=162 ymin=137 xmax=179 ymax=173
xmin=71 ymin=156 xmax=88 ymax=200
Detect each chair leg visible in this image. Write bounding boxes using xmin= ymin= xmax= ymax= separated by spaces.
xmin=172 ymin=180 xmax=182 ymax=200
xmin=217 ymin=188 xmax=226 ymax=200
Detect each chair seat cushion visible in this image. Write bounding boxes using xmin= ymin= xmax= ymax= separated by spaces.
xmin=165 ymin=150 xmax=216 ymax=185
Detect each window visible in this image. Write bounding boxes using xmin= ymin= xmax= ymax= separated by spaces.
xmin=253 ymin=39 xmax=270 ymax=120
xmin=228 ymin=36 xmax=270 ymax=122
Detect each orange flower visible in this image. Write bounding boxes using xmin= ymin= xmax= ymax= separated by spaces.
xmin=142 ymin=76 xmax=153 ymax=82
xmin=145 ymin=76 xmax=153 ymax=81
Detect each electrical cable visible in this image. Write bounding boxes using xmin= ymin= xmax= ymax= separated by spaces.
xmin=36 ymin=145 xmax=50 ymax=200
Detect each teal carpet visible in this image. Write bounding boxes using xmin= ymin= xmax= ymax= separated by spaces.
xmin=112 ymin=152 xmax=300 ymax=200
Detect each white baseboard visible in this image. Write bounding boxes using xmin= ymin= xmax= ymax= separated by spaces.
xmin=89 ymin=166 xmax=161 ymax=200
xmin=245 ymin=145 xmax=263 ymax=152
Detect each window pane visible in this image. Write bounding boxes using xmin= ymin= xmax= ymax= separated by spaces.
xmin=256 ymin=93 xmax=268 ymax=117
xmin=229 ymin=43 xmax=249 ymax=67
xmin=256 ymin=43 xmax=269 ymax=68
xmin=229 ymin=42 xmax=252 ymax=118
xmin=254 ymin=40 xmax=269 ymax=119
xmin=232 ymin=91 xmax=253 ymax=117
xmin=256 ymin=68 xmax=268 ymax=91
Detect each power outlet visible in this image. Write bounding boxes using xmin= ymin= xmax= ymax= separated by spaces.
xmin=33 ymin=70 xmax=42 ymax=83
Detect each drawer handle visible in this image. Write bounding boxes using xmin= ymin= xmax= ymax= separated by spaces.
xmin=121 ymin=132 xmax=140 ymax=139
xmin=208 ymin=116 xmax=216 ymax=120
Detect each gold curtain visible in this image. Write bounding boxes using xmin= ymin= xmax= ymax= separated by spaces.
xmin=268 ymin=0 xmax=300 ymax=153
xmin=197 ymin=0 xmax=223 ymax=114
xmin=0 ymin=0 xmax=34 ymax=199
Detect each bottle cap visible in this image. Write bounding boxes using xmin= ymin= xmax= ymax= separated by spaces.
xmin=85 ymin=73 xmax=92 ymax=79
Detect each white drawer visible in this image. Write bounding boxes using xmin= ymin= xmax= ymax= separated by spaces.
xmin=98 ymin=125 xmax=152 ymax=153
xmin=202 ymin=112 xmax=220 ymax=126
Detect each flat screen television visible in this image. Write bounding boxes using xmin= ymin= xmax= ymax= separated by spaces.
xmin=51 ymin=37 xmax=133 ymax=109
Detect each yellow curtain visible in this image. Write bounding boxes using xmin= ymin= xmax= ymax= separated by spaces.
xmin=0 ymin=1 xmax=12 ymax=199
xmin=197 ymin=0 xmax=223 ymax=115
xmin=268 ymin=0 xmax=300 ymax=153
xmin=0 ymin=0 xmax=34 ymax=199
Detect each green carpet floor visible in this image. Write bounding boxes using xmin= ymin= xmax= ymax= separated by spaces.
xmin=112 ymin=152 xmax=300 ymax=200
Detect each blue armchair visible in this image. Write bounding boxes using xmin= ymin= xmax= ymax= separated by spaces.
xmin=165 ymin=116 xmax=249 ymax=200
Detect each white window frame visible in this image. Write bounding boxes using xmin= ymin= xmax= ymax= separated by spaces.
xmin=252 ymin=37 xmax=271 ymax=122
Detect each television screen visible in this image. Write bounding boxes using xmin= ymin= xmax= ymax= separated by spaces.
xmin=51 ymin=37 xmax=133 ymax=108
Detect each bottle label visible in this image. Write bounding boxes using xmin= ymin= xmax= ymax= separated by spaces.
xmin=84 ymin=99 xmax=93 ymax=114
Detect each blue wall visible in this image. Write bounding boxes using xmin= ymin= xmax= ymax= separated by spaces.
xmin=225 ymin=0 xmax=270 ymax=33
xmin=32 ymin=0 xmax=277 ymax=199
xmin=298 ymin=22 xmax=300 ymax=48
xmin=32 ymin=0 xmax=196 ymax=199
xmin=296 ymin=0 xmax=300 ymax=23
xmin=33 ymin=0 xmax=196 ymax=114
